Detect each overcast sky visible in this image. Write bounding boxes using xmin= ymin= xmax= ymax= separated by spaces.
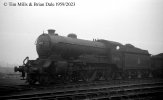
xmin=0 ymin=0 xmax=163 ymax=65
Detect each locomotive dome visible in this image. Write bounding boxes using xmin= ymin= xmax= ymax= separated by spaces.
xmin=67 ymin=33 xmax=77 ymax=39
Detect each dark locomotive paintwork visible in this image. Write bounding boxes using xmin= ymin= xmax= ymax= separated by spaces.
xmin=151 ymin=53 xmax=163 ymax=77
xmin=15 ymin=29 xmax=160 ymax=85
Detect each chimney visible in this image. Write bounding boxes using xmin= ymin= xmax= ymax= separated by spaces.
xmin=48 ymin=29 xmax=55 ymax=35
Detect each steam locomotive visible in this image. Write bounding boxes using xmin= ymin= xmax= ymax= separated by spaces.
xmin=15 ymin=29 xmax=153 ymax=85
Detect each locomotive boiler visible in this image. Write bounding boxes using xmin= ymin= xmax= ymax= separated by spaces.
xmin=15 ymin=29 xmax=151 ymax=85
xmin=36 ymin=29 xmax=106 ymax=59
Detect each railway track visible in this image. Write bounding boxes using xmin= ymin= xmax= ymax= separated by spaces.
xmin=0 ymin=79 xmax=163 ymax=100
xmin=0 ymin=84 xmax=31 ymax=96
xmin=0 ymin=78 xmax=136 ymax=95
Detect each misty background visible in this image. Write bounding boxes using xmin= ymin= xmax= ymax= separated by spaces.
xmin=0 ymin=0 xmax=163 ymax=68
